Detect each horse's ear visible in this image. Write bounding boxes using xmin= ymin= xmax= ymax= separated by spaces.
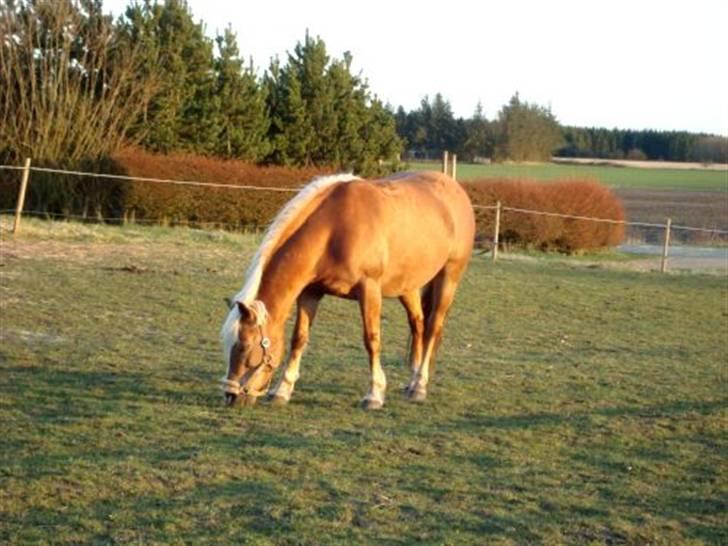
xmin=236 ymin=301 xmax=253 ymax=322
xmin=236 ymin=300 xmax=267 ymax=325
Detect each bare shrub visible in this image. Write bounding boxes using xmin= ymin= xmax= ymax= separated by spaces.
xmin=0 ymin=1 xmax=157 ymax=165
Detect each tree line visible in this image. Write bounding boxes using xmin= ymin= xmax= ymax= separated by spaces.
xmin=395 ymin=93 xmax=562 ymax=162
xmin=397 ymin=94 xmax=727 ymax=164
xmin=558 ymin=127 xmax=727 ymax=163
xmin=1 ymin=0 xmax=725 ymax=173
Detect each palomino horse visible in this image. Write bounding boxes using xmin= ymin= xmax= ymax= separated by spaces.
xmin=221 ymin=171 xmax=475 ymax=409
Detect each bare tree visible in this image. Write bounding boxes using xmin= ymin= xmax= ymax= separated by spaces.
xmin=0 ymin=0 xmax=158 ymax=165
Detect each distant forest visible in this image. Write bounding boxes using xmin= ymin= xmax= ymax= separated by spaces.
xmin=2 ymin=0 xmax=726 ymax=174
xmin=396 ymin=94 xmax=728 ymax=164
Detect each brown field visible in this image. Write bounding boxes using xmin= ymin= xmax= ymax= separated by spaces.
xmin=616 ymin=189 xmax=728 ymax=244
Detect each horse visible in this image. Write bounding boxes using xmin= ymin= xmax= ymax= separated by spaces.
xmin=220 ymin=170 xmax=475 ymax=410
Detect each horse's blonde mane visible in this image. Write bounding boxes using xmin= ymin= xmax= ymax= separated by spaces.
xmin=221 ymin=173 xmax=360 ymax=364
xmin=234 ymin=173 xmax=361 ymax=304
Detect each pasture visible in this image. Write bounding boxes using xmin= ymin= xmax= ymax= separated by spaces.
xmin=1 ymin=218 xmax=726 ymax=545
xmin=408 ymin=160 xmax=728 ymax=192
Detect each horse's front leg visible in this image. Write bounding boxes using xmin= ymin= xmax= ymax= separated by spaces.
xmin=358 ymin=279 xmax=386 ymax=410
xmin=267 ymin=291 xmax=321 ymax=405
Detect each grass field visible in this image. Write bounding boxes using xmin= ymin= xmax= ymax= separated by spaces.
xmin=409 ymin=161 xmax=728 ymax=192
xmin=1 ymin=219 xmax=727 ymax=545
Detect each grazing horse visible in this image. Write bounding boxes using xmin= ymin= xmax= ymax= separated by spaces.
xmin=221 ymin=171 xmax=475 ymax=409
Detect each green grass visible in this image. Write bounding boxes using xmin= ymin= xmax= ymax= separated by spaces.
xmin=409 ymin=161 xmax=728 ymax=191
xmin=1 ymin=218 xmax=727 ymax=545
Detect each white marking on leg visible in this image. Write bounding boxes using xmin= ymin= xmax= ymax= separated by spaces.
xmin=413 ymin=344 xmax=434 ymax=394
xmin=269 ymin=353 xmax=302 ymax=401
xmin=367 ymin=356 xmax=387 ymax=404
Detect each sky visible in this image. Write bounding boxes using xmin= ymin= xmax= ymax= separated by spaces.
xmin=105 ymin=0 xmax=728 ymax=135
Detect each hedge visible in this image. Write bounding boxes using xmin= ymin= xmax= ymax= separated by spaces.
xmin=1 ymin=149 xmax=624 ymax=252
xmin=463 ymin=179 xmax=625 ymax=253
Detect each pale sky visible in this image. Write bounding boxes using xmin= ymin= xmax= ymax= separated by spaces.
xmin=106 ymin=0 xmax=728 ymax=135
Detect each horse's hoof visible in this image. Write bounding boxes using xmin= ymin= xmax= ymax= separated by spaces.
xmin=361 ymin=397 xmax=384 ymax=411
xmin=267 ymin=394 xmax=290 ymax=406
xmin=407 ymin=389 xmax=427 ymax=403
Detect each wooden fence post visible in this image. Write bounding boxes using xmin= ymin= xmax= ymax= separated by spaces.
xmin=660 ymin=217 xmax=672 ymax=273
xmin=13 ymin=158 xmax=32 ymax=235
xmin=493 ymin=201 xmax=501 ymax=262
xmin=442 ymin=150 xmax=449 ymax=175
xmin=451 ymin=153 xmax=457 ymax=180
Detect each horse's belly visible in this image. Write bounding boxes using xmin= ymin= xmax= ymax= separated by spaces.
xmin=380 ymin=240 xmax=450 ymax=296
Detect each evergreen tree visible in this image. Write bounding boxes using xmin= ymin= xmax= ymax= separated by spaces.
xmin=493 ymin=93 xmax=562 ymax=161
xmin=214 ymin=27 xmax=270 ymax=160
xmin=428 ymin=93 xmax=458 ymax=152
xmin=265 ymin=32 xmax=401 ymax=174
xmin=462 ymin=102 xmax=494 ymax=161
xmin=265 ymin=57 xmax=315 ymax=165
xmin=395 ymin=95 xmax=463 ymax=159
xmin=119 ymin=0 xmax=217 ymax=153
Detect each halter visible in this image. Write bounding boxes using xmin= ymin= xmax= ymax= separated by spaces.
xmin=221 ymin=326 xmax=276 ymax=398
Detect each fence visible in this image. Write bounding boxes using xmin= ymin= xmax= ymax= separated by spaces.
xmin=2 ymin=159 xmax=727 ymax=274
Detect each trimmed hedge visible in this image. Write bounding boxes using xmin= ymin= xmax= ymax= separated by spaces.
xmin=1 ymin=149 xmax=624 ymax=252
xmin=113 ymin=148 xmax=333 ymax=228
xmin=463 ymin=179 xmax=625 ymax=253
xmin=0 ymin=148 xmax=331 ymax=227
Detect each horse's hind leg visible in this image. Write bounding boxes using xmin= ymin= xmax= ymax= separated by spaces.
xmin=358 ymin=279 xmax=386 ymax=410
xmin=268 ymin=291 xmax=321 ymax=405
xmin=399 ymin=289 xmax=425 ymax=395
xmin=408 ymin=262 xmax=465 ymax=402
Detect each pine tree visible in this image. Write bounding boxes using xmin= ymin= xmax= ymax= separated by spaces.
xmin=214 ymin=27 xmax=270 ymax=160
xmin=265 ymin=32 xmax=401 ymax=174
xmin=265 ymin=58 xmax=314 ymax=165
xmin=494 ymin=93 xmax=562 ymax=161
xmin=428 ymin=93 xmax=458 ymax=152
xmin=119 ymin=0 xmax=217 ymax=153
xmin=462 ymin=102 xmax=494 ymax=161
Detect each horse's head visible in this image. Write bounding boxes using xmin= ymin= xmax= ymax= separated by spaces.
xmin=221 ymin=300 xmax=282 ymax=407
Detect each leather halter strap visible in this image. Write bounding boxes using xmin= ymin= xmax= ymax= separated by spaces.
xmin=221 ymin=326 xmax=276 ymax=397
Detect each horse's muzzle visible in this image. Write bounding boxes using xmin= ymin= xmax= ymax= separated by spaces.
xmin=221 ymin=378 xmax=258 ymax=407
xmin=221 ymin=377 xmax=241 ymax=396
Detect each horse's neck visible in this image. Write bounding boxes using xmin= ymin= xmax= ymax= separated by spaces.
xmin=257 ymin=244 xmax=316 ymax=329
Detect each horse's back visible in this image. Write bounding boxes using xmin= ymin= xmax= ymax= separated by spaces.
xmin=380 ymin=170 xmax=474 ymax=245
xmin=312 ymin=171 xmax=474 ymax=296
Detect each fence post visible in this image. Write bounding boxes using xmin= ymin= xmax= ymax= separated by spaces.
xmin=451 ymin=153 xmax=457 ymax=180
xmin=442 ymin=150 xmax=449 ymax=175
xmin=493 ymin=201 xmax=501 ymax=262
xmin=13 ymin=158 xmax=32 ymax=235
xmin=660 ymin=217 xmax=672 ymax=273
